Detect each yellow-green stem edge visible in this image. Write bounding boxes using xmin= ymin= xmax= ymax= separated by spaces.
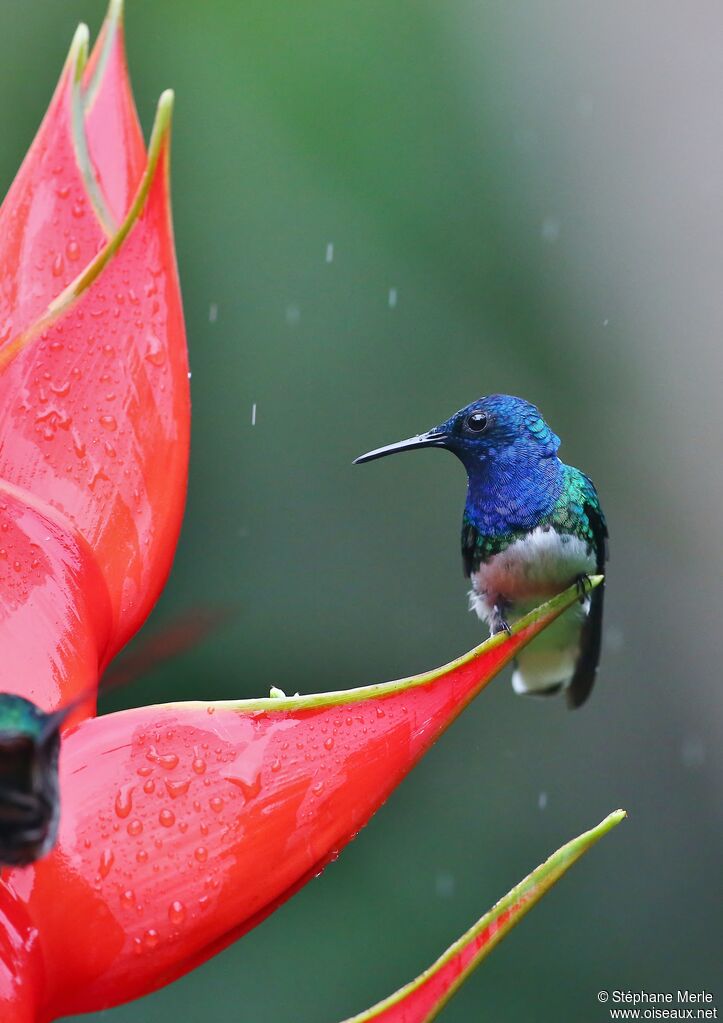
xmin=342 ymin=809 xmax=626 ymax=1023
xmin=83 ymin=0 xmax=125 ymax=112
xmin=68 ymin=23 xmax=117 ymax=236
xmin=165 ymin=576 xmax=603 ymax=715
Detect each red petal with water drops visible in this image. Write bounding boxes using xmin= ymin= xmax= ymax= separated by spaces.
xmin=1 ymin=583 xmax=601 ymax=1018
xmin=0 ymin=88 xmax=190 ymax=688
xmin=0 ymin=1 xmax=188 ymax=716
xmin=82 ymin=0 xmax=145 ymax=224
xmin=338 ymin=811 xmax=625 ymax=1023
xmin=0 ymin=484 xmax=111 ymax=715
xmin=0 ymin=886 xmax=43 ymax=1023
xmin=0 ymin=27 xmax=109 ymax=354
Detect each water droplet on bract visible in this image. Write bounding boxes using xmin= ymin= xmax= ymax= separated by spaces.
xmin=99 ymin=414 xmax=117 ymax=432
xmin=143 ymin=928 xmax=159 ymax=950
xmin=144 ymin=335 xmax=166 ymax=367
xmin=136 ymin=849 xmax=148 ymax=864
xmin=271 ymin=758 xmax=281 ymax=773
xmin=114 ymin=785 xmax=134 ymax=819
xmin=324 ymin=737 xmax=334 ymax=750
xmin=127 ymin=819 xmax=143 ymax=837
xmin=168 ymin=900 xmax=186 ymax=926
xmin=146 ymin=747 xmax=179 ymax=770
xmin=121 ymin=889 xmax=135 ymax=908
xmin=165 ymin=778 xmax=191 ymax=799
xmin=209 ymin=796 xmax=223 ymax=813
xmin=312 ymin=781 xmax=324 ymax=795
xmin=226 ymin=773 xmax=262 ymax=802
xmin=159 ymin=809 xmax=175 ymax=828
xmin=194 ymin=846 xmax=208 ymax=863
xmin=72 ymin=431 xmax=86 ymax=458
xmin=66 ymin=239 xmax=80 ymax=261
xmin=51 ymin=254 xmax=64 ymax=278
xmin=191 ymin=757 xmax=206 ymax=775
xmin=98 ymin=847 xmax=114 ymax=879
xmin=376 ymin=706 xmax=385 ymax=718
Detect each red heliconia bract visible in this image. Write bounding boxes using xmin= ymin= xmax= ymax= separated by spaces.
xmin=0 ymin=4 xmax=188 ymax=719
xmin=0 ymin=6 xmax=614 ymax=1023
xmin=0 ymin=1 xmax=187 ymax=1017
xmin=1 ymin=581 xmax=598 ymax=1021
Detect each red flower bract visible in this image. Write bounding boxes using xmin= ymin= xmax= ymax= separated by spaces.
xmin=0 ymin=581 xmax=599 ymax=1021
xmin=0 ymin=5 xmax=615 ymax=1023
xmin=0 ymin=6 xmax=189 ymax=719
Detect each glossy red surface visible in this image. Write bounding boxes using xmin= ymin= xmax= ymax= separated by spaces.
xmin=82 ymin=12 xmax=145 ymax=226
xmin=9 ymin=616 xmax=543 ymax=1018
xmin=0 ymin=10 xmax=189 ymax=1016
xmin=0 ymin=11 xmax=189 ymax=717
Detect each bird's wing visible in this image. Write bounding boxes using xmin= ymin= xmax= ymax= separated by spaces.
xmin=461 ymin=518 xmax=479 ymax=578
xmin=567 ymin=485 xmax=609 ymax=709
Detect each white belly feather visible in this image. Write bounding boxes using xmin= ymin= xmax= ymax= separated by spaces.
xmin=469 ymin=527 xmax=596 ymax=696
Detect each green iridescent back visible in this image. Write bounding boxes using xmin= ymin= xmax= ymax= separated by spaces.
xmin=0 ymin=694 xmax=47 ymax=740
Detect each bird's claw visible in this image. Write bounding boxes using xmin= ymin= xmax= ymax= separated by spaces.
xmin=491 ymin=603 xmax=512 ymax=636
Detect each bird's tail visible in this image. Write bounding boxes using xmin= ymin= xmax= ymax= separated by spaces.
xmin=510 ymin=602 xmax=587 ymax=699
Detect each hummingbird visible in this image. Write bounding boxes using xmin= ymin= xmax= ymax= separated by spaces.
xmin=354 ymin=394 xmax=608 ymax=708
xmin=0 ymin=609 xmax=227 ymax=867
xmin=0 ymin=694 xmax=69 ymax=865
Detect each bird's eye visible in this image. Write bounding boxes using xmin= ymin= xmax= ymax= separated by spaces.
xmin=465 ymin=412 xmax=488 ymax=433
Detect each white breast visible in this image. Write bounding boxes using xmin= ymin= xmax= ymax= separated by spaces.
xmin=469 ymin=526 xmax=595 ymax=625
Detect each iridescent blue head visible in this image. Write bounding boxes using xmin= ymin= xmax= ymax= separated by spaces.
xmin=355 ymin=394 xmax=564 ymax=533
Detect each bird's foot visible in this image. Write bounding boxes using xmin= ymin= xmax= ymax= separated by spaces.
xmin=490 ymin=602 xmax=512 ymax=636
xmin=574 ymin=574 xmax=592 ymax=604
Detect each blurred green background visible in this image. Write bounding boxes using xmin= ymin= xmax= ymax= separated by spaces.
xmin=1 ymin=1 xmax=721 ymax=1020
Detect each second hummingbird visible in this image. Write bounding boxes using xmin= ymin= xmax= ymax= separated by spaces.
xmin=355 ymin=394 xmax=608 ymax=708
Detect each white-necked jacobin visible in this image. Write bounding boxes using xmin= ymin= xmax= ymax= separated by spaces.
xmin=0 ymin=695 xmax=69 ymax=865
xmin=355 ymin=394 xmax=608 ymax=708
